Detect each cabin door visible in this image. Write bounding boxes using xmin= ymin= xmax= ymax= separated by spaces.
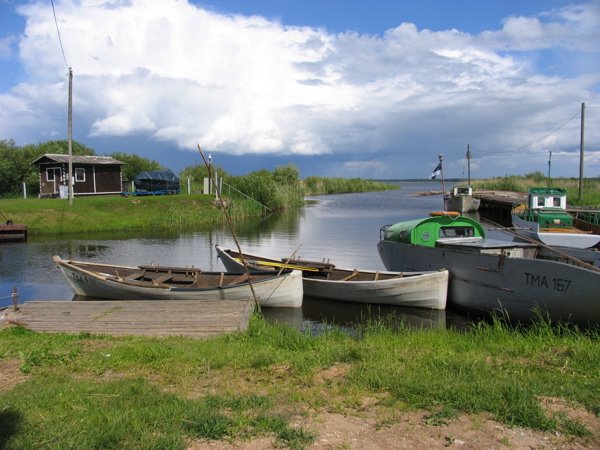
xmin=48 ymin=167 xmax=62 ymax=195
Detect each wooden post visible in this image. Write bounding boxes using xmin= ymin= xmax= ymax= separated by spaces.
xmin=578 ymin=102 xmax=585 ymax=202
xmin=67 ymin=67 xmax=74 ymax=205
xmin=12 ymin=286 xmax=18 ymax=311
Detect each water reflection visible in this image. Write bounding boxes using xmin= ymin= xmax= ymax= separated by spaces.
xmin=262 ymin=297 xmax=473 ymax=333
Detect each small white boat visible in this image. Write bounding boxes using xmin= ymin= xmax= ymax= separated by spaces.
xmin=511 ymin=188 xmax=600 ymax=249
xmin=216 ymin=246 xmax=448 ymax=310
xmin=444 ymin=185 xmax=480 ymax=213
xmin=53 ymin=256 xmax=303 ymax=308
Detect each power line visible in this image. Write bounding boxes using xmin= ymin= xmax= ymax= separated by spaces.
xmin=50 ymin=0 xmax=69 ymax=69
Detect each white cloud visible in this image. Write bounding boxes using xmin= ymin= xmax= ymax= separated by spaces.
xmin=0 ymin=0 xmax=599 ymax=178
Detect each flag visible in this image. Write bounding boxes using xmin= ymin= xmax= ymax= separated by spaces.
xmin=430 ymin=162 xmax=442 ymax=179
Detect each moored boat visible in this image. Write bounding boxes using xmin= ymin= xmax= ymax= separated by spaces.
xmin=444 ymin=185 xmax=480 ymax=213
xmin=216 ymin=245 xmax=448 ymax=310
xmin=377 ymin=212 xmax=600 ymax=325
xmin=511 ymin=187 xmax=600 ymax=249
xmin=53 ymin=256 xmax=303 ymax=308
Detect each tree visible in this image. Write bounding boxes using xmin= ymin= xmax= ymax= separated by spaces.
xmin=109 ymin=152 xmax=163 ymax=182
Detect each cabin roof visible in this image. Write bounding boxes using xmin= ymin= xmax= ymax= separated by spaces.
xmin=31 ymin=154 xmax=125 ymax=165
xmin=528 ymin=187 xmax=566 ymax=196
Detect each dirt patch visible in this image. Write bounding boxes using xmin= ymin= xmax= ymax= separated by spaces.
xmin=191 ymin=404 xmax=600 ymax=449
xmin=0 ymin=359 xmax=29 ymax=392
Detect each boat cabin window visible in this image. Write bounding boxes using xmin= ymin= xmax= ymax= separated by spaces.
xmin=537 ymin=197 xmax=545 ymax=207
xmin=553 ymin=197 xmax=561 ymax=207
xmin=439 ymin=226 xmax=475 ymax=238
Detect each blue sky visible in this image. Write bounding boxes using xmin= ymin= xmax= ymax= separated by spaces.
xmin=1 ymin=0 xmax=599 ymax=179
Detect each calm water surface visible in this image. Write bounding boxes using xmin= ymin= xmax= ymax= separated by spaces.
xmin=1 ymin=181 xmax=478 ymax=330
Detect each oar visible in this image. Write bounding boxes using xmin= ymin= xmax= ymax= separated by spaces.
xmin=198 ymin=145 xmax=261 ymax=311
xmin=277 ymin=243 xmax=303 ymax=276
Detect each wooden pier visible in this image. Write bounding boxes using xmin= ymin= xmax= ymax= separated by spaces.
xmin=2 ymin=299 xmax=255 ymax=338
xmin=475 ymin=190 xmax=526 ymax=226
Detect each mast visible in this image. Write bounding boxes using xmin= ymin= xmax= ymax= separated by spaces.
xmin=439 ymin=153 xmax=446 ymax=211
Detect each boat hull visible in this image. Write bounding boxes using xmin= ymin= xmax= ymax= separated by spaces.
xmin=301 ymin=270 xmax=448 ymax=309
xmin=216 ymin=246 xmax=448 ymax=310
xmin=55 ymin=258 xmax=303 ymax=308
xmin=445 ymin=195 xmax=480 ymax=213
xmin=512 ymin=214 xmax=600 ymax=249
xmin=377 ymin=240 xmax=600 ymax=325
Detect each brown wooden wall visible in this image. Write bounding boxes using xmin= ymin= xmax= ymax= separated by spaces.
xmin=37 ymin=163 xmax=122 ymax=197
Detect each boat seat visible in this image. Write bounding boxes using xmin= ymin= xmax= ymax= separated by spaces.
xmin=152 ymin=275 xmax=173 ymax=285
xmin=228 ymin=272 xmax=249 ymax=285
xmin=341 ymin=270 xmax=359 ymax=281
xmin=126 ymin=271 xmax=145 ymax=280
xmin=373 ymin=271 xmax=380 ymax=281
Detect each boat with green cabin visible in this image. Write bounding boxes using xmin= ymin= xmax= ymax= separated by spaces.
xmin=377 ymin=211 xmax=600 ymax=325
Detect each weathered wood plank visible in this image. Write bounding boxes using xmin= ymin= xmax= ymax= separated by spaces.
xmin=4 ymin=300 xmax=255 ymax=338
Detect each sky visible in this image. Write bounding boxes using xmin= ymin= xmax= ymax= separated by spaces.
xmin=0 ymin=0 xmax=599 ymax=180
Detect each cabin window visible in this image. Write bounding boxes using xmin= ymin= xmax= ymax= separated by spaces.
xmin=537 ymin=197 xmax=545 ymax=207
xmin=553 ymin=197 xmax=561 ymax=207
xmin=46 ymin=167 xmax=61 ymax=182
xmin=74 ymin=168 xmax=85 ymax=182
xmin=439 ymin=226 xmax=475 ymax=238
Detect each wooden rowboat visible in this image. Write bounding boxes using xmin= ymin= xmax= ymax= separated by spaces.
xmin=53 ymin=256 xmax=303 ymax=308
xmin=215 ymin=246 xmax=448 ymax=310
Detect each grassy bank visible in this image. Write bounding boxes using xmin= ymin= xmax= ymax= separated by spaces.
xmin=0 ymin=317 xmax=598 ymax=449
xmin=0 ymin=194 xmax=265 ymax=235
xmin=473 ymin=175 xmax=600 ymax=206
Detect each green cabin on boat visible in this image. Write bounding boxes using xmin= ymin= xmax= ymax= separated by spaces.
xmin=522 ymin=187 xmax=574 ymax=230
xmin=381 ymin=213 xmax=486 ymax=248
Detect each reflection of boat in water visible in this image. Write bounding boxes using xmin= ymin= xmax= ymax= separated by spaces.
xmin=301 ymin=296 xmax=448 ymax=330
xmin=378 ymin=212 xmax=600 ymax=326
xmin=512 ymin=188 xmax=600 ymax=249
xmin=216 ymin=245 xmax=448 ymax=310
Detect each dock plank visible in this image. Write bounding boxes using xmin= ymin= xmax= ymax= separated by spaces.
xmin=4 ymin=299 xmax=255 ymax=338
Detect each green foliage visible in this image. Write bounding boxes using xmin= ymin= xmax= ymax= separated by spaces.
xmin=109 ymin=152 xmax=163 ymax=182
xmin=473 ymin=175 xmax=600 ymax=207
xmin=0 ymin=139 xmax=95 ymax=198
xmin=225 ymin=165 xmax=304 ymax=210
xmin=303 ymin=176 xmax=395 ymax=195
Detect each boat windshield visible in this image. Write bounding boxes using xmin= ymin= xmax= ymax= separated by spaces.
xmin=439 ymin=226 xmax=476 ymax=238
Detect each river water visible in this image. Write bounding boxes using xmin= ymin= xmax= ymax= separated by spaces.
xmin=1 ymin=181 xmax=478 ymax=330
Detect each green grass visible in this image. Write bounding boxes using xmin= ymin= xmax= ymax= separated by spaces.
xmin=0 ymin=194 xmax=264 ymax=235
xmin=473 ymin=176 xmax=600 ymax=207
xmin=1 ymin=317 xmax=598 ymax=448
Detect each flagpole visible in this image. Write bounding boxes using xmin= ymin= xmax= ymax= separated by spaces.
xmin=439 ymin=153 xmax=446 ymax=211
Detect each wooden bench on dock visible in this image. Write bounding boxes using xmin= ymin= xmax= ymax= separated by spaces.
xmin=2 ymin=299 xmax=255 ymax=338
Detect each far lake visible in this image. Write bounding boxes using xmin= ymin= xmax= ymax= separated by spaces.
xmin=1 ymin=181 xmax=484 ymax=330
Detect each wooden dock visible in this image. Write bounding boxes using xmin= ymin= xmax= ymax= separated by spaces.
xmin=2 ymin=299 xmax=255 ymax=338
xmin=475 ymin=190 xmax=526 ymax=226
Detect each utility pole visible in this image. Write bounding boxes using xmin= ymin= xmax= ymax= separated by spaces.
xmin=578 ymin=102 xmax=585 ymax=202
xmin=67 ymin=67 xmax=73 ymax=205
xmin=547 ymin=151 xmax=552 ymax=188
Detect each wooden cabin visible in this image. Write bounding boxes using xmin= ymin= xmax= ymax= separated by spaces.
xmin=31 ymin=154 xmax=125 ymax=198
